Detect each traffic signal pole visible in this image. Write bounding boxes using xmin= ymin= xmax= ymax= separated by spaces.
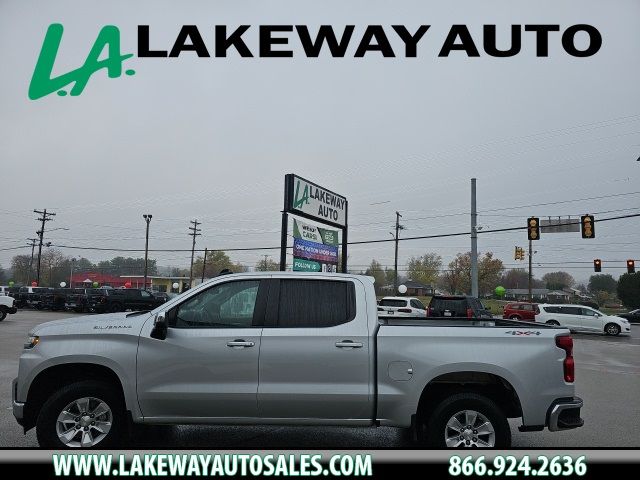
xmin=528 ymin=239 xmax=533 ymax=302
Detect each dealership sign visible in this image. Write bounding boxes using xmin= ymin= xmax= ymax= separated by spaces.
xmin=281 ymin=174 xmax=348 ymax=272
xmin=292 ymin=219 xmax=339 ymax=272
xmin=286 ymin=175 xmax=347 ymax=228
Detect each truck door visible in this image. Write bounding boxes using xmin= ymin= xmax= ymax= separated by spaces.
xmin=137 ymin=279 xmax=267 ymax=420
xmin=257 ymin=278 xmax=373 ymax=423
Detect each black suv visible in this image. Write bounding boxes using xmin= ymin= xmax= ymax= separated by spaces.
xmin=89 ymin=288 xmax=165 ymax=313
xmin=427 ymin=295 xmax=493 ymax=319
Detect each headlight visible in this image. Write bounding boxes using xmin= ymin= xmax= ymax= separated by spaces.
xmin=24 ymin=335 xmax=40 ymax=349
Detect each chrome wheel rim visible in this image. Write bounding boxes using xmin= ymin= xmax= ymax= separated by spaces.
xmin=607 ymin=324 xmax=619 ymax=335
xmin=445 ymin=409 xmax=495 ymax=447
xmin=56 ymin=397 xmax=112 ymax=447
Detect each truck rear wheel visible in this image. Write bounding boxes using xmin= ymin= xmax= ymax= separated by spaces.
xmin=421 ymin=393 xmax=511 ymax=448
xmin=36 ymin=380 xmax=125 ymax=449
xmin=0 ymin=307 xmax=7 ymax=321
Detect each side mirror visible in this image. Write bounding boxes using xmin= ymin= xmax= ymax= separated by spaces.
xmin=150 ymin=312 xmax=168 ymax=340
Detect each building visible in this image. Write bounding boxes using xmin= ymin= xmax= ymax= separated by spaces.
xmin=70 ymin=272 xmax=128 ymax=288
xmin=120 ymin=275 xmax=190 ymax=293
xmin=381 ymin=280 xmax=435 ymax=296
xmin=504 ymin=288 xmax=571 ymax=303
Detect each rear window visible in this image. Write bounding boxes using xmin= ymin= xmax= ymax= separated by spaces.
xmin=429 ymin=297 xmax=468 ymax=315
xmin=277 ymin=280 xmax=356 ymax=328
xmin=380 ymin=299 xmax=408 ymax=308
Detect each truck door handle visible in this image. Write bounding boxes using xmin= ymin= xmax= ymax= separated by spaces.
xmin=335 ymin=340 xmax=363 ymax=349
xmin=226 ymin=340 xmax=255 ymax=348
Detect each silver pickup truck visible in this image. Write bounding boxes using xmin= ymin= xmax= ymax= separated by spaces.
xmin=12 ymin=272 xmax=583 ymax=449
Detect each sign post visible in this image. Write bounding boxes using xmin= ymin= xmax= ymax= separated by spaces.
xmin=281 ymin=174 xmax=348 ymax=272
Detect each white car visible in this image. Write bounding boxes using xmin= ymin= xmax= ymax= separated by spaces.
xmin=536 ymin=304 xmax=631 ymax=336
xmin=0 ymin=295 xmax=17 ymax=321
xmin=378 ymin=296 xmax=427 ymax=317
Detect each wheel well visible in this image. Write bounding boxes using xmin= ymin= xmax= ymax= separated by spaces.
xmin=23 ymin=363 xmax=125 ymax=432
xmin=416 ymin=371 xmax=522 ymax=422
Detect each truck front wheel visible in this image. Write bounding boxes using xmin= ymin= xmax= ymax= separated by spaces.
xmin=421 ymin=393 xmax=511 ymax=448
xmin=36 ymin=380 xmax=125 ymax=449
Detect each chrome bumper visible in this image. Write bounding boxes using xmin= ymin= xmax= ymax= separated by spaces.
xmin=548 ymin=397 xmax=584 ymax=431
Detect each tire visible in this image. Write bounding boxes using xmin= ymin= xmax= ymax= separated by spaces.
xmin=509 ymin=315 xmax=521 ymax=320
xmin=36 ymin=380 xmax=125 ymax=449
xmin=546 ymin=320 xmax=560 ymax=326
xmin=0 ymin=307 xmax=7 ymax=321
xmin=110 ymin=303 xmax=124 ymax=313
xmin=420 ymin=393 xmax=511 ymax=448
xmin=605 ymin=323 xmax=621 ymax=336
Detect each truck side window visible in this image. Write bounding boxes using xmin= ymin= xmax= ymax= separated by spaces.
xmin=170 ymin=280 xmax=260 ymax=328
xmin=277 ymin=280 xmax=356 ymax=328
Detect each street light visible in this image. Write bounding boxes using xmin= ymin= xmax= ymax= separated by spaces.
xmin=143 ymin=214 xmax=153 ymax=290
xmin=69 ymin=258 xmax=77 ymax=288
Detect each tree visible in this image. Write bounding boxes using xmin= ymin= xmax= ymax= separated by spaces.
xmin=255 ymin=257 xmax=279 ymax=272
xmin=500 ymin=269 xmax=544 ymax=289
xmin=407 ymin=253 xmax=442 ymax=286
xmin=542 ymin=271 xmax=574 ymax=290
xmin=0 ymin=264 xmax=6 ymax=284
xmin=588 ymin=274 xmax=617 ymax=294
xmin=439 ymin=252 xmax=504 ymax=296
xmin=192 ymin=251 xmax=245 ymax=279
xmin=477 ymin=252 xmax=504 ymax=296
xmin=617 ymin=273 xmax=640 ymax=309
xmin=11 ymin=255 xmax=32 ymax=284
xmin=364 ymin=259 xmax=386 ymax=294
xmin=41 ymin=249 xmax=66 ymax=287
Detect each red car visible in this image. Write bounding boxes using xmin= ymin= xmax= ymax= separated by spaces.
xmin=502 ymin=302 xmax=539 ymax=321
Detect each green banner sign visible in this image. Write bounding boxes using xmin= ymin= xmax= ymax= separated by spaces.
xmin=293 ymin=258 xmax=322 ymax=272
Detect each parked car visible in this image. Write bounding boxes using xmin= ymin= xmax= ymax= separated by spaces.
xmin=536 ymin=304 xmax=631 ymax=336
xmin=0 ymin=295 xmax=18 ymax=321
xmin=151 ymin=292 xmax=172 ymax=303
xmin=16 ymin=287 xmax=50 ymax=309
xmin=617 ymin=309 xmax=640 ymax=323
xmin=64 ymin=288 xmax=93 ymax=313
xmin=427 ymin=295 xmax=492 ymax=318
xmin=377 ymin=296 xmax=426 ymax=317
xmin=41 ymin=288 xmax=68 ymax=311
xmin=88 ymin=288 xmax=165 ymax=313
xmin=0 ymin=286 xmax=12 ymax=296
xmin=13 ymin=272 xmax=583 ymax=449
xmin=503 ymin=302 xmax=539 ymax=321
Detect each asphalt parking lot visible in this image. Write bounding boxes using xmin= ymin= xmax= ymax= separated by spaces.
xmin=1 ymin=310 xmax=638 ymax=448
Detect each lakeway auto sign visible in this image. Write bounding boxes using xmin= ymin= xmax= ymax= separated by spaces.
xmin=287 ymin=174 xmax=347 ymax=228
xmin=281 ymin=174 xmax=348 ymax=272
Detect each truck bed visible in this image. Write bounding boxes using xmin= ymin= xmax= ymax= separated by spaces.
xmin=378 ymin=316 xmax=556 ymax=328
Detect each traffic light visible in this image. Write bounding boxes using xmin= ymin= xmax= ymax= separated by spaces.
xmin=514 ymin=247 xmax=525 ymax=260
xmin=581 ymin=215 xmax=595 ymax=239
xmin=527 ymin=217 xmax=540 ymax=241
xmin=628 ymin=260 xmax=636 ymax=274
xmin=593 ymin=259 xmax=601 ymax=272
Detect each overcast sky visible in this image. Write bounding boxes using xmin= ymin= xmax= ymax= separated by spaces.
xmin=1 ymin=0 xmax=638 ymax=285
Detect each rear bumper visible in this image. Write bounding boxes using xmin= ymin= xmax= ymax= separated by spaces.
xmin=547 ymin=397 xmax=584 ymax=431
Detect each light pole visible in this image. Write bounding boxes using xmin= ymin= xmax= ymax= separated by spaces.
xmin=143 ymin=214 xmax=153 ymax=290
xmin=69 ymin=258 xmax=76 ymax=288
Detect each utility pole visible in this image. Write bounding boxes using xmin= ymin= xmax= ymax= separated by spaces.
xmin=528 ymin=239 xmax=533 ymax=302
xmin=34 ymin=209 xmax=55 ymax=286
xmin=470 ymin=179 xmax=479 ymax=298
xmin=188 ymin=219 xmax=202 ymax=288
xmin=393 ymin=211 xmax=403 ymax=291
xmin=201 ymin=248 xmax=208 ymax=283
xmin=142 ymin=214 xmax=152 ymax=290
xmin=27 ymin=238 xmax=37 ymax=283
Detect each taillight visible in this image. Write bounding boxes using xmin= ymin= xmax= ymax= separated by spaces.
xmin=466 ymin=308 xmax=473 ymax=318
xmin=556 ymin=335 xmax=574 ymax=383
xmin=427 ymin=307 xmax=433 ymax=317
